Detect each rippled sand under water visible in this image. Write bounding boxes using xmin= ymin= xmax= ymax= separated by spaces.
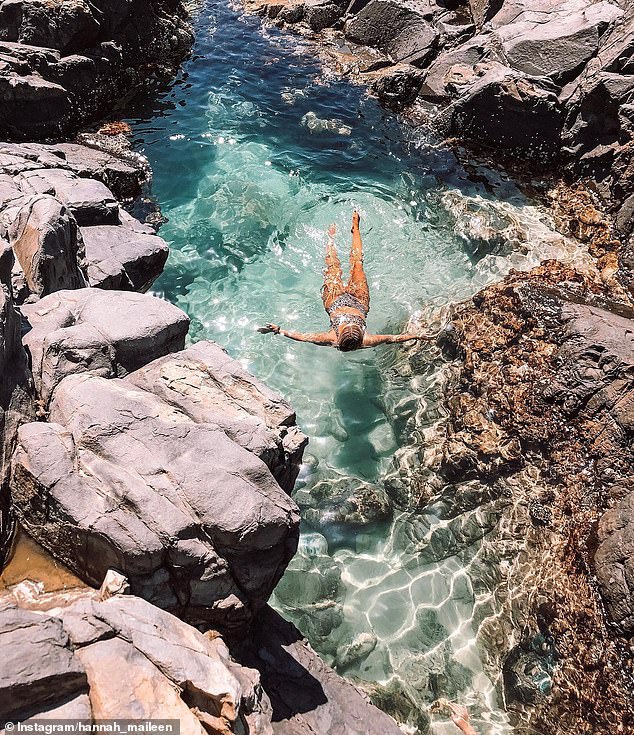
xmin=125 ymin=2 xmax=591 ymax=732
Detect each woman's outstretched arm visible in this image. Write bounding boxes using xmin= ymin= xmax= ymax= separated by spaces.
xmin=361 ymin=332 xmax=436 ymax=348
xmin=258 ymin=323 xmax=337 ymax=346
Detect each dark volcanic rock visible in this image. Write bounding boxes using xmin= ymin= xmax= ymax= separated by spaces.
xmin=346 ymin=0 xmax=438 ymax=66
xmin=0 ymin=0 xmax=193 ymax=140
xmin=371 ymin=64 xmax=424 ymax=110
xmin=444 ymin=63 xmax=563 ymax=155
xmin=11 ymin=339 xmax=304 ymax=631
xmin=0 ymin=0 xmax=101 ymax=54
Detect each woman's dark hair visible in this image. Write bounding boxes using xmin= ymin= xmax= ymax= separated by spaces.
xmin=337 ymin=324 xmax=363 ymax=351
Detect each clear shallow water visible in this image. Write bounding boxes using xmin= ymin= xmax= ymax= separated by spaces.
xmin=125 ymin=3 xmax=588 ymax=732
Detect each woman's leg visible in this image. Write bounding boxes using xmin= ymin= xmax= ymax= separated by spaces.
xmin=346 ymin=210 xmax=370 ymax=311
xmin=321 ymin=223 xmax=344 ymax=311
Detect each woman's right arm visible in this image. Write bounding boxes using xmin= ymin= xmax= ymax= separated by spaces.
xmin=259 ymin=324 xmax=336 ymax=346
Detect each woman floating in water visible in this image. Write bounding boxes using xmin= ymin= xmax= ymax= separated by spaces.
xmin=259 ymin=211 xmax=434 ymax=351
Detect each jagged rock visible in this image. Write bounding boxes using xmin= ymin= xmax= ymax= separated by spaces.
xmin=0 ymin=246 xmax=33 ymax=564
xmin=0 ymin=585 xmax=273 ymax=731
xmin=7 ymin=194 xmax=86 ymax=297
xmin=21 ymin=288 xmax=190 ymax=405
xmin=491 ymin=1 xmax=623 ymax=86
xmin=419 ymin=34 xmax=497 ymax=100
xmin=16 ymin=168 xmax=119 ymax=226
xmin=0 ymin=141 xmax=169 ymax=297
xmin=0 ymin=598 xmax=89 ymax=719
xmin=467 ymin=0 xmax=504 ymax=29
xmin=596 ymin=494 xmax=634 ymax=634
xmin=345 ymin=0 xmax=438 ymax=66
xmin=125 ymin=341 xmax=307 ymax=493
xmin=444 ymin=62 xmax=563 ymax=155
xmin=371 ymin=64 xmax=423 ymax=110
xmin=0 ymin=0 xmax=193 ymax=140
xmin=237 ymin=605 xmax=403 ymax=735
xmin=81 ymin=224 xmax=168 ymax=292
xmin=11 ymin=348 xmax=302 ymax=630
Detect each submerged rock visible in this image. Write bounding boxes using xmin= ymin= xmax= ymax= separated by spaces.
xmin=236 ymin=605 xmax=404 ymax=735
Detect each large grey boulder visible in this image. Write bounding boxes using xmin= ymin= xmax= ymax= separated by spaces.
xmin=345 ymin=0 xmax=438 ymax=66
xmin=16 ymin=168 xmax=120 ymax=226
xmin=7 ymin=194 xmax=87 ymax=297
xmin=491 ymin=1 xmax=623 ymax=86
xmin=0 ymin=585 xmax=273 ymax=731
xmin=21 ymin=288 xmax=190 ymax=406
xmin=81 ymin=224 xmax=168 ymax=292
xmin=125 ymin=341 xmax=307 ymax=492
xmin=11 ymin=363 xmax=301 ymax=630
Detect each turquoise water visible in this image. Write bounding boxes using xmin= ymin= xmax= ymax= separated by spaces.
xmin=126 ymin=3 xmax=588 ymax=732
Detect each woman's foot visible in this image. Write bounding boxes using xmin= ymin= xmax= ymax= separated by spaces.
xmin=328 ymin=223 xmax=337 ymax=240
xmin=352 ymin=210 xmax=360 ymax=230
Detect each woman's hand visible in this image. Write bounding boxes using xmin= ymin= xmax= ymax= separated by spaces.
xmin=258 ymin=323 xmax=281 ymax=334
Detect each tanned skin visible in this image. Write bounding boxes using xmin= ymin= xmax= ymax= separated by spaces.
xmin=259 ymin=211 xmax=435 ymax=350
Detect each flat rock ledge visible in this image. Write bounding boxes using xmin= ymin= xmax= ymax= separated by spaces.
xmin=433 ymin=261 xmax=634 ymax=733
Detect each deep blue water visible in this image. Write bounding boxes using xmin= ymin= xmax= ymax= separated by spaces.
xmin=125 ymin=3 xmax=586 ymax=732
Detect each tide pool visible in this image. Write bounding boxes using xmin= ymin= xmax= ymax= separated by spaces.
xmin=126 ymin=2 xmax=587 ymax=731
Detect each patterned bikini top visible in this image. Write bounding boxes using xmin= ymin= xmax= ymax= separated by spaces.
xmin=327 ymin=293 xmax=368 ymax=335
